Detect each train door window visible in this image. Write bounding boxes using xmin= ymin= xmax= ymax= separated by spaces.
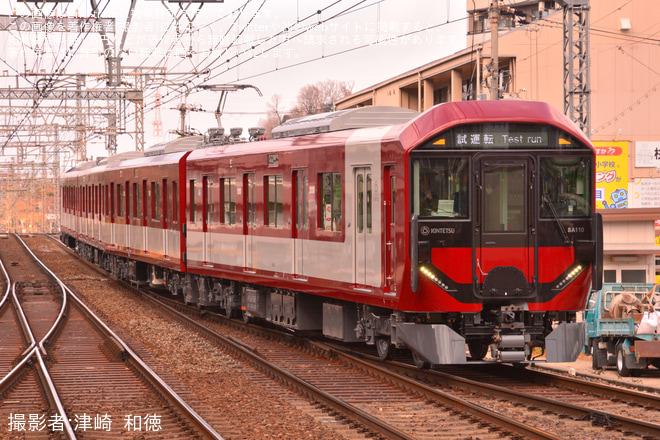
xmin=151 ymin=181 xmax=161 ymax=221
xmin=412 ymin=157 xmax=468 ymax=218
xmin=483 ymin=164 xmax=525 ymax=233
xmin=319 ymin=172 xmax=342 ymax=231
xmin=203 ymin=176 xmax=213 ymax=226
xmin=265 ymin=175 xmax=283 ymax=228
xmin=125 ymin=181 xmax=130 ymax=219
xmin=357 ymin=174 xmax=364 ymax=233
xmin=172 ymin=181 xmax=179 ymax=223
xmin=133 ymin=183 xmax=141 ymax=219
xmin=162 ymin=179 xmax=168 ymax=227
xmin=366 ymin=174 xmax=372 ymax=233
xmin=295 ymin=172 xmax=308 ymax=230
xmin=246 ymin=173 xmax=256 ymax=227
xmin=116 ymin=184 xmax=122 ymax=217
xmin=142 ymin=180 xmax=147 ymax=224
xmin=221 ymin=178 xmax=236 ymax=225
xmin=110 ymin=183 xmax=115 ymax=220
xmin=189 ymin=179 xmax=196 ymax=223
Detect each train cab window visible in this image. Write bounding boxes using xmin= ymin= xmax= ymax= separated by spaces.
xmin=412 ymin=158 xmax=469 ymax=218
xmin=540 ymin=156 xmax=591 ymax=218
xmin=220 ymin=178 xmax=236 ymax=225
xmin=265 ymin=175 xmax=283 ymax=228
xmin=319 ymin=172 xmax=342 ymax=231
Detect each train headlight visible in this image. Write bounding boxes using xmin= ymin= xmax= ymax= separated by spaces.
xmin=554 ymin=264 xmax=585 ymax=289
xmin=419 ymin=265 xmax=450 ymax=291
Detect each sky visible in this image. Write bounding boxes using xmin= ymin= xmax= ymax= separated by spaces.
xmin=0 ymin=0 xmax=467 ymax=159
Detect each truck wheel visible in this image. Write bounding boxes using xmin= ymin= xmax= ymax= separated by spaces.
xmin=591 ymin=340 xmax=605 ymax=370
xmin=616 ymin=344 xmax=632 ymax=377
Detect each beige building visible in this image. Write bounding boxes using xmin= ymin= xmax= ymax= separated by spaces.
xmin=336 ymin=0 xmax=660 ymax=284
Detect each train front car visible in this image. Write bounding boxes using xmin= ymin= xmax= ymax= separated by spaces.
xmin=397 ymin=101 xmax=602 ymax=366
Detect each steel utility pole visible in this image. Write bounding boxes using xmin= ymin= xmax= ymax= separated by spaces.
xmin=489 ymin=0 xmax=500 ymax=100
xmin=558 ymin=0 xmax=590 ymax=136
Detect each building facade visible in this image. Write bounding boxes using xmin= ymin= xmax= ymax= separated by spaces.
xmin=336 ymin=0 xmax=660 ymax=283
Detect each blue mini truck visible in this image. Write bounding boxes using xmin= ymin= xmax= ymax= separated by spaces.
xmin=583 ymin=283 xmax=660 ymax=376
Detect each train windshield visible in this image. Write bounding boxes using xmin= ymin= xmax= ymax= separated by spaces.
xmin=412 ymin=157 xmax=469 ymax=218
xmin=540 ymin=156 xmax=592 ymax=218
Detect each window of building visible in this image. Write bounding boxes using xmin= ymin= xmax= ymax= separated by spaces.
xmin=319 ymin=172 xmax=341 ymax=231
xmin=265 ymin=175 xmax=283 ymax=228
xmin=621 ymin=269 xmax=646 ymax=284
xmin=603 ymin=269 xmax=616 ymax=284
xmin=221 ymin=178 xmax=236 ymax=225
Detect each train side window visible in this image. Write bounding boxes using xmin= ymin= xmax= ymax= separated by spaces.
xmin=172 ymin=181 xmax=179 ymax=223
xmin=319 ymin=172 xmax=342 ymax=232
xmin=221 ymin=178 xmax=236 ymax=225
xmin=189 ymin=179 xmax=196 ymax=223
xmin=265 ymin=175 xmax=283 ymax=228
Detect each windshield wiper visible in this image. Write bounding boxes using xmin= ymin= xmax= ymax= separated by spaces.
xmin=543 ymin=194 xmax=571 ymax=244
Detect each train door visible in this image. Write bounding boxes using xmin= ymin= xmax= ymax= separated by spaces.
xmin=293 ymin=170 xmax=308 ymax=278
xmin=243 ymin=173 xmax=256 ymax=271
xmin=384 ymin=166 xmax=396 ymax=294
xmin=475 ymin=156 xmax=536 ymax=297
xmin=353 ymin=167 xmax=372 ymax=288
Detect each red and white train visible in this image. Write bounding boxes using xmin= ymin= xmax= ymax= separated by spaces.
xmin=60 ymin=101 xmax=602 ymax=366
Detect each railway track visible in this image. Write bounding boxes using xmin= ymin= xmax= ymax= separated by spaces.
xmin=25 ymin=233 xmax=660 ymax=439
xmin=0 ymin=234 xmax=222 ymax=439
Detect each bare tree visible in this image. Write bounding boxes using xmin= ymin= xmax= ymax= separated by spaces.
xmin=259 ymin=79 xmax=354 ymax=138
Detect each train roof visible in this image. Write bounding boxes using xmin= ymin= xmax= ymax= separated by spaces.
xmin=271 ymin=106 xmax=419 ymax=139
xmin=64 ymin=101 xmax=593 ymax=179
